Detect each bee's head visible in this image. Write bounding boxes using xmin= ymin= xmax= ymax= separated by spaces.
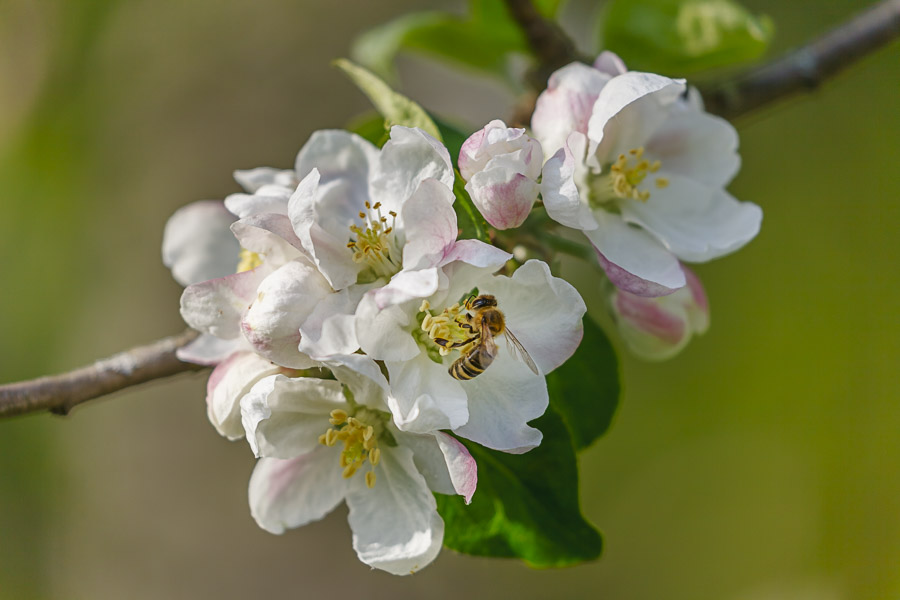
xmin=469 ymin=294 xmax=498 ymax=309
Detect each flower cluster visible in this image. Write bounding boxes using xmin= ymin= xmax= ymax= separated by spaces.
xmin=162 ymin=52 xmax=759 ymax=574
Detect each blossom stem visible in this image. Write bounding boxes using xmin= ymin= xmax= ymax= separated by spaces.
xmin=702 ymin=0 xmax=900 ymax=119
xmin=0 ymin=329 xmax=205 ymax=419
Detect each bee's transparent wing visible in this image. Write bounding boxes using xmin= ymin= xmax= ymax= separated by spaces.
xmin=481 ymin=315 xmax=498 ymax=357
xmin=504 ymin=328 xmax=539 ymax=375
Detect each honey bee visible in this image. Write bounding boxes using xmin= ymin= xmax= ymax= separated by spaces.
xmin=441 ymin=294 xmax=539 ymax=381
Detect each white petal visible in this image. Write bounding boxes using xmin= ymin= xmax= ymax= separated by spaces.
xmin=240 ymin=260 xmax=332 ymax=368
xmin=230 ymin=214 xmax=306 ymax=265
xmin=583 ymin=211 xmax=686 ymax=295
xmin=458 ymin=120 xmax=542 ymax=181
xmin=486 ymin=260 xmax=586 ymax=374
xmin=540 ymin=131 xmax=597 ymax=231
xmin=646 ymin=109 xmax=740 ymax=187
xmin=206 ymin=352 xmax=282 ymax=440
xmin=621 ymin=174 xmax=762 ymax=262
xmin=176 ymin=334 xmax=247 ymax=366
xmin=593 ymin=51 xmax=628 ymax=76
xmin=346 ymin=445 xmax=444 ymax=575
xmin=386 ymin=354 xmax=469 ymax=433
xmin=248 ymin=452 xmax=347 ymax=534
xmin=532 ymin=62 xmax=612 ymax=157
xmin=233 ymin=167 xmax=297 ymax=193
xmin=372 ymin=268 xmax=440 ymax=310
xmin=224 ymin=185 xmax=292 ymax=219
xmin=288 ymin=169 xmax=363 ymax=290
xmin=325 ymin=354 xmax=391 ymax=412
xmin=241 ymin=374 xmax=345 ymax=458
xmin=397 ymin=431 xmax=478 ymax=504
xmin=294 ymin=129 xmax=379 ymax=192
xmin=180 ymin=266 xmax=271 ymax=339
xmin=587 ymin=71 xmax=685 ymax=161
xmin=611 ymin=287 xmax=690 ymax=361
xmin=162 ymin=200 xmax=239 ymax=286
xmin=440 ymin=239 xmax=512 ymax=270
xmin=453 ymin=351 xmax=547 ymax=454
xmin=370 ymin=126 xmax=454 ymax=217
xmin=355 ymin=293 xmax=420 ymax=362
xmin=400 ymin=178 xmax=458 ymax=271
xmin=297 ymin=283 xmax=372 ymax=359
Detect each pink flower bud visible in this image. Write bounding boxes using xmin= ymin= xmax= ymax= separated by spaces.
xmin=458 ymin=120 xmax=543 ymax=230
xmin=609 ymin=266 xmax=709 ymax=360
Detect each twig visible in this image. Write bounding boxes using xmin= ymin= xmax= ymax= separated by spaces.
xmin=703 ymin=0 xmax=900 ymax=119
xmin=502 ymin=0 xmax=590 ymax=90
xmin=0 ymin=329 xmax=206 ymax=419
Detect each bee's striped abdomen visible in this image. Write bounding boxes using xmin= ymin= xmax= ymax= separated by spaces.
xmin=449 ymin=345 xmax=494 ymax=380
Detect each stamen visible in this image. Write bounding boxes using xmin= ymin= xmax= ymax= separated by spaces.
xmin=347 ymin=200 xmax=402 ymax=278
xmin=319 ymin=408 xmax=385 ymax=489
xmin=365 ymin=471 xmax=376 ymax=488
xmin=594 ymin=147 xmax=666 ymax=204
xmin=236 ymin=248 xmax=263 ymax=273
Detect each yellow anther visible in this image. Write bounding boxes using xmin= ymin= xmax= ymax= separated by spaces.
xmin=366 ymin=471 xmax=376 ymax=488
xmin=318 ymin=433 xmax=328 ymax=445
xmin=325 ymin=429 xmax=339 ymax=446
xmin=329 ymin=409 xmax=348 ymax=425
xmin=320 ymin=408 xmax=384 ymax=489
xmin=655 ymin=177 xmax=669 ymax=189
xmin=364 ymin=425 xmax=374 ymax=441
xmin=343 ymin=463 xmax=358 ymax=479
xmin=358 ymin=211 xmax=366 ymax=219
xmin=372 ymin=202 xmax=381 ymax=209
xmin=369 ymin=448 xmax=381 ymax=466
xmin=236 ymin=248 xmax=263 ymax=273
xmin=419 ymin=300 xmax=431 ymax=312
xmin=600 ymin=147 xmax=665 ymax=203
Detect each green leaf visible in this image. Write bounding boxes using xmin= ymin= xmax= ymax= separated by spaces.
xmin=452 ymin=171 xmax=490 ymax=243
xmin=436 ymin=410 xmax=602 ymax=567
xmin=432 ymin=115 xmax=468 ymax=164
xmin=351 ymin=0 xmax=565 ymax=81
xmin=599 ymin=0 xmax=773 ymax=75
xmin=333 ymin=59 xmax=442 ymax=141
xmin=345 ymin=111 xmax=389 ymax=148
xmin=547 ymin=316 xmax=621 ymax=451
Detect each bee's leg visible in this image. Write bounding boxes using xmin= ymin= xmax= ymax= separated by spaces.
xmin=439 ymin=335 xmax=479 ymax=349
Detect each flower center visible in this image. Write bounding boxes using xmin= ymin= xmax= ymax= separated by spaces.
xmin=417 ymin=300 xmax=478 ymax=363
xmin=347 ymin=201 xmax=401 ymax=279
xmin=318 ymin=407 xmax=384 ymax=489
xmin=592 ymin=147 xmax=669 ymax=205
xmin=236 ymin=248 xmax=262 ymax=273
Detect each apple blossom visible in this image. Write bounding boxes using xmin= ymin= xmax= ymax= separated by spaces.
xmin=241 ymin=357 xmax=476 ymax=575
xmin=609 ymin=265 xmax=709 ymax=361
xmin=537 ymin=53 xmax=761 ymax=297
xmin=458 ymin=119 xmax=543 ymax=230
xmin=354 ymin=259 xmax=585 ymax=453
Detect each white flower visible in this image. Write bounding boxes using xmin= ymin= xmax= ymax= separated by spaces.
xmin=609 ymin=265 xmax=709 ymax=360
xmin=536 ymin=53 xmax=761 ymax=297
xmin=458 ymin=119 xmax=543 ymax=230
xmin=241 ymin=356 xmax=477 ymax=575
xmin=354 ymin=259 xmax=586 ymax=453
xmin=162 ymin=200 xmax=240 ymax=287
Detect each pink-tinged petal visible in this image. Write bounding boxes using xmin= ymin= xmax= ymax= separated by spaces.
xmin=593 ymin=51 xmax=628 ymax=76
xmin=288 ymin=169 xmax=363 ymax=291
xmin=223 ymin=185 xmax=292 ymax=219
xmin=241 ymin=374 xmax=345 ymax=459
xmin=240 ymin=260 xmax=332 ymax=368
xmin=386 ymin=354 xmax=469 ymax=433
xmin=614 ymin=290 xmax=686 ymax=346
xmin=400 ymin=178 xmax=458 ymax=271
xmin=176 ymin=334 xmax=247 ymax=366
xmin=682 ymin=266 xmax=710 ymax=334
xmin=620 ymin=174 xmax=762 ymax=263
xmin=466 ymin=169 xmax=538 ymax=230
xmin=454 ymin=351 xmax=547 ymax=454
xmin=587 ymin=71 xmax=685 ymax=160
xmin=231 ymin=214 xmax=307 ymax=264
xmin=532 ymin=62 xmax=612 ymax=157
xmin=484 ymin=259 xmax=586 ymax=374
xmin=162 ymin=200 xmax=240 ymax=286
xmin=206 ymin=352 xmax=283 ymax=440
xmin=372 ymin=268 xmax=440 ymax=310
xmin=434 ymin=432 xmax=477 ymax=504
xmin=440 ymin=239 xmax=512 ymax=271
xmin=370 ymin=126 xmax=454 ymax=217
xmin=582 ymin=211 xmax=686 ymax=295
xmin=457 ymin=121 xmax=490 ymax=181
xmin=345 ymin=445 xmax=444 ymax=575
xmin=645 ymin=109 xmax=740 ymax=187
xmin=233 ymin=167 xmax=297 ymax=193
xmin=180 ymin=266 xmax=271 ymax=339
xmin=393 ymin=430 xmax=477 ymax=504
xmin=540 ymin=132 xmax=597 ymax=231
xmin=458 ymin=120 xmax=542 ymax=182
xmin=248 ymin=451 xmax=348 ymax=535
xmin=355 ymin=293 xmax=420 ymax=362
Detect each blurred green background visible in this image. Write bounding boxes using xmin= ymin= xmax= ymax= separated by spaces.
xmin=1 ymin=1 xmax=897 ymax=598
